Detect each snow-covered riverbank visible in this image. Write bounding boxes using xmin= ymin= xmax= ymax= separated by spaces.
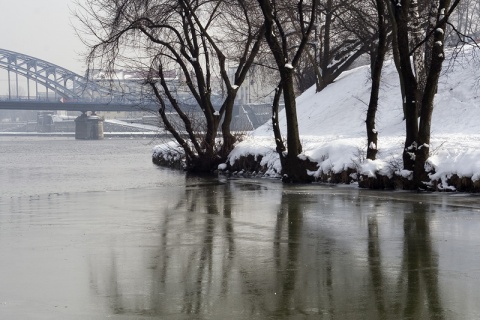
xmin=225 ymin=46 xmax=480 ymax=191
xmin=154 ymin=45 xmax=480 ymax=191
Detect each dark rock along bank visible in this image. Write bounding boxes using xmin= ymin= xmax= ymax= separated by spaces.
xmin=153 ymin=152 xmax=480 ymax=192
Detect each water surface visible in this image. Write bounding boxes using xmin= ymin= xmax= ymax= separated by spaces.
xmin=1 ymin=137 xmax=479 ymax=319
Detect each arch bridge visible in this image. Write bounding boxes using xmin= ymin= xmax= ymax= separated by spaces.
xmin=0 ymin=48 xmax=270 ymax=138
xmin=0 ymin=48 xmax=157 ymax=112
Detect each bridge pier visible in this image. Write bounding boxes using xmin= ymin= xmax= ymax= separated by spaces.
xmin=36 ymin=111 xmax=54 ymax=133
xmin=75 ymin=112 xmax=104 ymax=140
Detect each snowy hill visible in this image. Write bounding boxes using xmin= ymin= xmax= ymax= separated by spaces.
xmin=228 ymin=45 xmax=480 ymax=190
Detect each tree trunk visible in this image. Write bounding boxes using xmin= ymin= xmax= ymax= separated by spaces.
xmin=424 ymin=0 xmax=440 ymax=80
xmin=391 ymin=0 xmax=420 ymax=172
xmin=281 ymin=69 xmax=312 ymax=183
xmin=388 ymin=1 xmax=407 ymax=118
xmin=220 ymin=97 xmax=236 ymax=159
xmin=257 ymin=0 xmax=316 ymax=183
xmin=318 ymin=0 xmax=333 ymax=92
xmin=410 ymin=0 xmax=427 ymax=99
xmin=413 ymin=1 xmax=449 ymax=187
xmin=366 ymin=0 xmax=388 ymax=161
xmin=272 ymin=85 xmax=286 ymax=156
xmin=282 ymin=71 xmax=302 ymax=158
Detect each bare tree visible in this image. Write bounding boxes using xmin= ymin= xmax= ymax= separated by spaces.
xmin=259 ymin=0 xmax=370 ymax=95
xmin=389 ymin=0 xmax=462 ymax=189
xmin=311 ymin=0 xmax=374 ymax=92
xmin=256 ymin=0 xmax=317 ymax=183
xmin=366 ymin=0 xmax=389 ymax=161
xmin=447 ymin=0 xmax=480 ymax=45
xmin=75 ymin=0 xmax=264 ymax=172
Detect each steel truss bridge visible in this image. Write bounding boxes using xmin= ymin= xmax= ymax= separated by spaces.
xmin=0 ymin=48 xmax=157 ymax=112
xmin=0 ymin=48 xmax=272 ymax=130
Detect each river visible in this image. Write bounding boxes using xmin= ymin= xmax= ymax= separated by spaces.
xmin=0 ymin=136 xmax=479 ymax=319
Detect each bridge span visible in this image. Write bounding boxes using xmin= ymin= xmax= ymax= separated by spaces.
xmin=0 ymin=48 xmax=271 ymax=138
xmin=0 ymin=48 xmax=162 ymax=139
xmin=0 ymin=48 xmax=158 ymax=113
xmin=0 ymin=98 xmax=158 ymax=112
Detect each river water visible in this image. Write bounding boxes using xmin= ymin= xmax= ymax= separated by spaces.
xmin=1 ymin=137 xmax=480 ymax=319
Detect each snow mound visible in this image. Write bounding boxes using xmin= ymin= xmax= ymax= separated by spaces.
xmin=230 ymin=45 xmax=480 ymax=188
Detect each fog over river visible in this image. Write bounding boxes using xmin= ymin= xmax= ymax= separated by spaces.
xmin=1 ymin=137 xmax=479 ymax=319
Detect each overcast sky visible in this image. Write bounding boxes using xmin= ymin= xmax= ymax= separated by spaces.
xmin=0 ymin=0 xmax=86 ymax=74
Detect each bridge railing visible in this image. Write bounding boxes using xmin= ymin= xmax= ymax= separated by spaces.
xmin=0 ymin=94 xmax=157 ymax=106
xmin=0 ymin=95 xmax=62 ymax=102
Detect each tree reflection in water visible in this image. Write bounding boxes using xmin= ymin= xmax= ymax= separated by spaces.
xmin=398 ymin=202 xmax=444 ymax=319
xmin=367 ymin=201 xmax=445 ymax=319
xmin=88 ymin=180 xmax=447 ymax=319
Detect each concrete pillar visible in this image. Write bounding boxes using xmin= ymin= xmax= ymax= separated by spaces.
xmin=75 ymin=112 xmax=104 ymax=140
